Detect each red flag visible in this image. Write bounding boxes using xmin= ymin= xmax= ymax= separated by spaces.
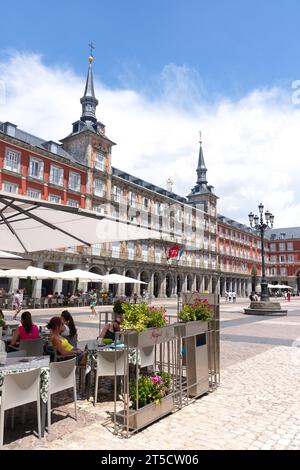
xmin=168 ymin=245 xmax=179 ymax=259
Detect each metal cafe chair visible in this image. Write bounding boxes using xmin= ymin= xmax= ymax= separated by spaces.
xmin=93 ymin=350 xmax=125 ymax=406
xmin=19 ymin=338 xmax=44 ymax=357
xmin=47 ymin=357 xmax=77 ymax=433
xmin=0 ymin=369 xmax=41 ymax=448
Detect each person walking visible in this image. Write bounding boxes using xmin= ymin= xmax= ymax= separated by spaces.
xmin=232 ymin=291 xmax=236 ymax=303
xmin=89 ymin=289 xmax=97 ymax=318
xmin=12 ymin=289 xmax=22 ymax=320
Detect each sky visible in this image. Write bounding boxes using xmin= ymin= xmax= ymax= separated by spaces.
xmin=1 ymin=0 xmax=300 ymax=226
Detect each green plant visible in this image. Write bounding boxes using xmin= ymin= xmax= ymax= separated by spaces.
xmin=121 ymin=303 xmax=149 ymax=332
xmin=178 ymin=298 xmax=214 ymax=322
xmin=129 ymin=371 xmax=171 ymax=409
xmin=0 ymin=318 xmax=5 ymax=328
xmin=121 ymin=303 xmax=167 ymax=332
xmin=102 ymin=338 xmax=113 ymax=346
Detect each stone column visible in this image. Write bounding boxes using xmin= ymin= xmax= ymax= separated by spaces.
xmin=53 ymin=262 xmax=64 ymax=294
xmin=32 ymin=261 xmax=45 ymax=298
xmin=159 ymin=274 xmax=167 ymax=298
xmin=200 ymin=276 xmax=205 ymax=293
xmin=148 ymin=272 xmax=155 ymax=299
xmin=208 ymin=276 xmax=213 ymax=293
xmin=247 ymin=279 xmax=252 ymax=297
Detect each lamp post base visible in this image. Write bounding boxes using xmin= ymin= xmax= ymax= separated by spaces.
xmin=244 ymin=301 xmax=287 ymax=316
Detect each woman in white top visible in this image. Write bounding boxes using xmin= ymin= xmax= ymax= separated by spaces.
xmin=60 ymin=310 xmax=77 ymax=347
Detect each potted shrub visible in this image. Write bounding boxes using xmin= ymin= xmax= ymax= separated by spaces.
xmin=121 ymin=303 xmax=175 ymax=347
xmin=119 ymin=371 xmax=173 ymax=429
xmin=177 ymin=297 xmax=214 ymax=337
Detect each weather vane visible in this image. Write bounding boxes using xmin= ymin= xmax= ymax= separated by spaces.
xmin=199 ymin=130 xmax=202 ymax=143
xmin=88 ymin=42 xmax=95 ymax=62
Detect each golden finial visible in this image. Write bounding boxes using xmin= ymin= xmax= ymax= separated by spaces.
xmin=89 ymin=42 xmax=95 ymax=63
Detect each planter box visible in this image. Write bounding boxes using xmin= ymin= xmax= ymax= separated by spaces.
xmin=123 ymin=325 xmax=175 ymax=348
xmin=117 ymin=395 xmax=174 ymax=430
xmin=175 ymin=321 xmax=208 ymax=338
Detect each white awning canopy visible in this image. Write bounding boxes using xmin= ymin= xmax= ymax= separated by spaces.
xmin=55 ymin=269 xmax=104 ymax=282
xmin=0 ymin=266 xmax=60 ymax=280
xmin=0 ymin=250 xmax=31 ymax=269
xmin=100 ymin=274 xmax=147 ymax=284
xmin=0 ymin=192 xmax=162 ymax=253
xmin=268 ymin=284 xmax=293 ymax=289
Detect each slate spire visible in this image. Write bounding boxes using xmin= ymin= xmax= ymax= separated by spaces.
xmin=80 ymin=45 xmax=98 ymax=124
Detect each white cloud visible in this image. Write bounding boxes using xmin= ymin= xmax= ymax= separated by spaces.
xmin=1 ymin=51 xmax=300 ymax=227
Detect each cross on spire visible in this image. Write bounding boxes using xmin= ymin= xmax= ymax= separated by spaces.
xmin=89 ymin=42 xmax=95 ymax=57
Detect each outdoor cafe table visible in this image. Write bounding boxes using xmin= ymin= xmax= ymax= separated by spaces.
xmin=0 ymin=356 xmax=50 ymax=437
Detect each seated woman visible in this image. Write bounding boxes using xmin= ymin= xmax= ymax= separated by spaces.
xmin=99 ymin=316 xmax=122 ymax=341
xmin=47 ymin=316 xmax=85 ymax=365
xmin=10 ymin=311 xmax=40 ymax=347
xmin=61 ymin=310 xmax=78 ymax=347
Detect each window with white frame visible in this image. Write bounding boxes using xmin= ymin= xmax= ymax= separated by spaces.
xmin=270 ymin=267 xmax=277 ymax=275
xmin=270 ymin=243 xmax=276 ymax=252
xmin=67 ymin=199 xmax=79 ymax=208
xmin=287 ymin=242 xmax=294 ymax=251
xmin=3 ymin=181 xmax=18 ymax=193
xmin=195 ymin=255 xmax=200 ymax=267
xmin=129 ymin=191 xmax=136 ymax=207
xmin=142 ymin=244 xmax=148 ymax=262
xmin=69 ymin=172 xmax=81 ymax=191
xmin=29 ymin=157 xmax=44 ymax=180
xmin=270 ymin=255 xmax=277 ymax=263
xmin=155 ymin=247 xmax=161 ymax=263
xmin=27 ymin=188 xmax=41 ymax=199
xmin=280 ymin=267 xmax=287 ymax=276
xmin=113 ymin=185 xmax=121 ymax=202
xmin=4 ymin=148 xmax=21 ymax=173
xmin=48 ymin=194 xmax=61 ymax=203
xmin=128 ymin=242 xmax=135 ymax=260
xmin=287 ymin=254 xmax=294 ymax=262
xmin=94 ymin=151 xmax=105 ymax=171
xmin=94 ymin=178 xmax=104 ymax=197
xmin=279 ymin=243 xmax=286 ymax=251
xmin=49 ymin=165 xmax=63 ymax=186
xmin=280 ymin=255 xmax=286 ymax=263
xmin=112 ymin=242 xmax=120 ymax=258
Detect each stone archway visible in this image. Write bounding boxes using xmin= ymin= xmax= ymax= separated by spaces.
xmin=212 ymin=277 xmax=218 ymax=294
xmin=166 ymin=273 xmax=173 ymax=298
xmin=153 ymin=272 xmax=162 ymax=298
xmin=125 ymin=269 xmax=136 ymax=298
xmin=109 ymin=268 xmax=120 ymax=297
xmin=140 ymin=271 xmax=150 ymax=296
xmin=220 ymin=277 xmax=225 ymax=296
xmin=296 ymin=271 xmax=300 ymax=294
xmin=195 ymin=275 xmax=201 ymax=292
xmin=187 ymin=274 xmax=193 ymax=292
xmin=176 ymin=274 xmax=183 ymax=294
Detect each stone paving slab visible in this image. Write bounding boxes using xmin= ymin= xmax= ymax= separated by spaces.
xmin=23 ymin=345 xmax=300 ymax=450
xmin=2 ymin=298 xmax=300 ymax=450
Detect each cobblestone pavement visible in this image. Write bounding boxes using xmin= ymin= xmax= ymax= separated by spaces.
xmin=2 ymin=297 xmax=300 ymax=450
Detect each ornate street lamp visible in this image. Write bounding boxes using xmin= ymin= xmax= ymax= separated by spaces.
xmin=248 ymin=204 xmax=274 ymax=302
